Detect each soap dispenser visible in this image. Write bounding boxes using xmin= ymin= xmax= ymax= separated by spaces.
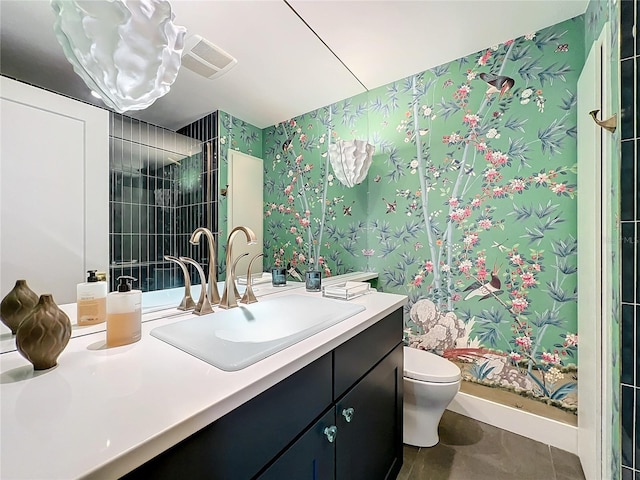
xmin=106 ymin=276 xmax=141 ymax=347
xmin=77 ymin=270 xmax=107 ymax=326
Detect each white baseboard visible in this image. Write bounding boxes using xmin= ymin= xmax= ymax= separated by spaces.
xmin=447 ymin=391 xmax=578 ymax=454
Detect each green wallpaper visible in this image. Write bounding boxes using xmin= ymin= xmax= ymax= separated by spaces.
xmin=217 ymin=15 xmax=592 ymax=423
xmin=260 ymin=16 xmax=586 ymax=417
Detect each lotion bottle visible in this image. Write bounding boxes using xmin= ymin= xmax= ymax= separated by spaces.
xmin=106 ymin=276 xmax=141 ymax=347
xmin=77 ymin=270 xmax=107 ymax=326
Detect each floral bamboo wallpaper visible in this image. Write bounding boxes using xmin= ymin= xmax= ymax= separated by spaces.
xmin=222 ymin=16 xmax=586 ymax=418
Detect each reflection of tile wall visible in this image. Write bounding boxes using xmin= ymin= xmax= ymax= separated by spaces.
xmin=109 ymin=113 xmax=204 ymax=292
xmin=620 ymin=1 xmax=639 ymax=478
xmin=177 ymin=112 xmax=219 ymax=277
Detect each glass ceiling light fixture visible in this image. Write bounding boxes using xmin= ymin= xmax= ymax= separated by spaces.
xmin=50 ymin=0 xmax=186 ymax=113
xmin=328 ymin=139 xmax=375 ymax=188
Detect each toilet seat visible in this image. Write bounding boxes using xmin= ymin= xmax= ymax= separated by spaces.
xmin=404 ymin=346 xmax=461 ymax=383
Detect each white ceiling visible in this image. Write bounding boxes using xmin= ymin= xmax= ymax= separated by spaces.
xmin=0 ymin=0 xmax=588 ymax=131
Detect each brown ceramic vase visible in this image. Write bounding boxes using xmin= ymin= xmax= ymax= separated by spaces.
xmin=0 ymin=279 xmax=39 ymax=334
xmin=16 ymin=294 xmax=72 ymax=370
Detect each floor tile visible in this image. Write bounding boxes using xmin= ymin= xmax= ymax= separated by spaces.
xmin=401 ymin=410 xmax=586 ymax=480
xmin=550 ymin=446 xmax=586 ymax=480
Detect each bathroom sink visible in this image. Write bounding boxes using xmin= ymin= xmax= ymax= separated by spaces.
xmin=150 ymin=294 xmax=366 ymax=371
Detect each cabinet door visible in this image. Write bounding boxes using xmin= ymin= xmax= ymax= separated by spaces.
xmin=336 ymin=344 xmax=403 ymax=480
xmin=257 ymin=409 xmax=335 ymax=480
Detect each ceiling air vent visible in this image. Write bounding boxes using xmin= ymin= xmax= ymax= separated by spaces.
xmin=181 ymin=35 xmax=238 ymax=80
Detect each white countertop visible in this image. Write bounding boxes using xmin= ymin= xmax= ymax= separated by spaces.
xmin=0 ymin=272 xmax=405 ymax=480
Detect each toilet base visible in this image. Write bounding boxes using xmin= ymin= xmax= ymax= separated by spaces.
xmin=403 ymin=376 xmax=460 ymax=448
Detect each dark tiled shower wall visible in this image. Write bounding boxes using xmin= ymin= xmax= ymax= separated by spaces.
xmin=177 ymin=112 xmax=219 ymax=279
xmin=620 ymin=1 xmax=640 ymax=477
xmin=109 ymin=113 xmax=216 ymax=293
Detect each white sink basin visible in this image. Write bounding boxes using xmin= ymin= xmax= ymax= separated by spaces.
xmin=150 ymin=294 xmax=365 ymax=371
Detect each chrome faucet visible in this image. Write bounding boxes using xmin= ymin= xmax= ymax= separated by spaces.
xmin=163 ymin=255 xmax=196 ymax=311
xmin=179 ymin=256 xmax=213 ymax=315
xmin=240 ymin=253 xmax=265 ymax=304
xmin=189 ymin=227 xmax=220 ymax=305
xmin=219 ymin=226 xmax=257 ymax=309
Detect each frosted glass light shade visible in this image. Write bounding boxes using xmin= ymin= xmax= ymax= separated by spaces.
xmin=328 ymin=139 xmax=375 ymax=188
xmin=50 ymin=0 xmax=186 ymax=113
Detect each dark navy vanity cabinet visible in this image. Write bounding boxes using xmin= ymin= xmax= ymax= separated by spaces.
xmin=123 ymin=307 xmax=403 ymax=480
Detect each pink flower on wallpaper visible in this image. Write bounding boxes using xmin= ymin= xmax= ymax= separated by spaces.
xmin=477 ymin=50 xmax=492 ymax=66
xmin=450 ymin=207 xmax=469 ymax=223
xmin=471 ymin=198 xmax=482 ymax=208
xmin=299 ymin=217 xmax=310 ymax=228
xmin=521 ymin=272 xmax=537 ymax=287
xmin=298 ymin=253 xmax=306 ymax=264
xmin=412 ymin=274 xmax=424 ymax=287
xmin=303 ymin=164 xmax=313 ymax=172
xmin=451 ymin=293 xmax=461 ymax=301
xmin=510 ymin=178 xmax=527 ymax=193
xmin=424 ymin=260 xmax=434 ymax=272
xmin=564 ymin=333 xmax=578 ymax=347
xmin=456 ymin=85 xmax=471 ymax=98
xmin=278 ymin=204 xmax=285 ymax=213
xmin=295 ymin=155 xmax=303 ymax=165
xmin=463 ymin=233 xmax=479 ymax=247
xmin=458 ymin=259 xmax=472 ymax=273
xmin=290 ymin=226 xmax=297 ymax=234
xmin=463 ymin=113 xmax=480 ymax=127
xmin=476 ymin=256 xmax=486 ymax=266
xmin=284 ymin=185 xmax=293 ymax=195
xmin=510 ymin=253 xmax=524 ymax=265
xmin=477 ymin=267 xmax=488 ymax=282
xmin=511 ymin=297 xmax=529 ymax=313
xmin=492 ymin=186 xmax=507 ymax=198
xmin=515 ymin=335 xmax=532 ymax=350
xmin=541 ymin=352 xmax=562 ymax=365
xmin=478 ymin=218 xmax=492 ymax=230
xmin=504 ymin=39 xmax=514 ymax=46
xmin=485 ymin=150 xmax=509 ymax=166
xmin=508 ymin=351 xmax=522 ymax=361
xmin=448 ymin=197 xmax=460 ymax=208
xmin=287 ymin=195 xmax=294 ymax=204
xmin=533 ymin=172 xmax=549 ymax=185
xmin=304 ymin=209 xmax=311 ymax=217
xmin=296 ymin=235 xmax=303 ymax=244
xmin=551 ymin=183 xmax=567 ymax=194
xmin=484 ymin=168 xmax=500 ymax=182
xmin=299 ymin=134 xmax=307 ymax=144
xmin=475 ymin=141 xmax=488 ymax=152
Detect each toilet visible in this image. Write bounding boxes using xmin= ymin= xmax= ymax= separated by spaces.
xmin=403 ymin=346 xmax=462 ymax=447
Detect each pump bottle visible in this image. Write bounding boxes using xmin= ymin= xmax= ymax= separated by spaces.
xmin=106 ymin=276 xmax=141 ymax=347
xmin=77 ymin=270 xmax=107 ymax=326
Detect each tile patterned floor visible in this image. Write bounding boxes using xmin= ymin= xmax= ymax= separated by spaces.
xmin=398 ymin=410 xmax=585 ymax=480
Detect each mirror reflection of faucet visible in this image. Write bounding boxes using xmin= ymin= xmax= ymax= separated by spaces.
xmin=219 ymin=226 xmax=257 ymax=309
xmin=179 ymin=256 xmax=213 ymax=315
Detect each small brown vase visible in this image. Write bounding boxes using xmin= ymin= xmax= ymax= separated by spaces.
xmin=16 ymin=294 xmax=72 ymax=370
xmin=0 ymin=279 xmax=39 ymax=334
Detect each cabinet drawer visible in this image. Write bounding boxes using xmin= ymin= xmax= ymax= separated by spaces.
xmin=333 ymin=307 xmax=403 ymax=399
xmin=123 ymin=352 xmax=332 ymax=480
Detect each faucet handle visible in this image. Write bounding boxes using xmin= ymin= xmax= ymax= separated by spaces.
xmin=240 ymin=253 xmax=264 ymax=305
xmin=163 ymin=256 xmax=195 ymax=311
xmin=179 ymin=256 xmax=213 ymax=316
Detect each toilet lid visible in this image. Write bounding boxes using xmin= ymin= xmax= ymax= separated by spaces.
xmin=404 ymin=346 xmax=461 ymax=383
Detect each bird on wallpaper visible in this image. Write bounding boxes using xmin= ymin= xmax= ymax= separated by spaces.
xmin=478 ymin=73 xmax=515 ymax=99
xmin=463 ymin=265 xmax=503 ymax=301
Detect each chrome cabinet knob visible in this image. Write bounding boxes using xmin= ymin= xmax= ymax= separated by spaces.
xmin=341 ymin=407 xmax=355 ymax=423
xmin=323 ymin=425 xmax=337 ymax=443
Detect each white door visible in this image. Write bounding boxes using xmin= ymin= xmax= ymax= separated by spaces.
xmin=227 ymin=150 xmax=263 ymax=278
xmin=0 ymin=77 xmax=109 ymax=304
xmin=576 ymin=22 xmax=613 ymax=480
